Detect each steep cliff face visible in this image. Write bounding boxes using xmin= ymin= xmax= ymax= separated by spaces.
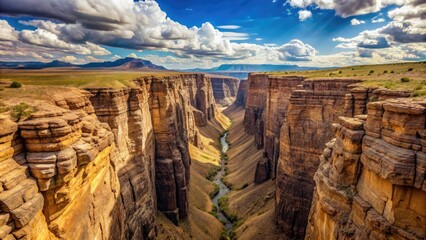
xmin=235 ymin=80 xmax=248 ymax=107
xmin=257 ymin=76 xmax=304 ymax=183
xmin=275 ymin=79 xmax=361 ymax=239
xmin=0 ymin=73 xmax=217 ymax=239
xmin=86 ymin=85 xmax=156 ymax=239
xmin=244 ymin=74 xmax=269 ymax=149
xmin=210 ymin=76 xmax=240 ymax=106
xmin=306 ymin=98 xmax=426 ymax=240
xmin=14 ymin=92 xmax=120 ymax=240
xmin=148 ymin=74 xmax=216 ymax=224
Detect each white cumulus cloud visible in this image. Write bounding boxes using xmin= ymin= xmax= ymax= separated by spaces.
xmin=351 ymin=18 xmax=366 ymax=25
xmin=298 ymin=10 xmax=312 ymax=21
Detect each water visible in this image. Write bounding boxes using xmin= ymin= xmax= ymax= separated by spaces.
xmin=212 ymin=132 xmax=233 ymax=233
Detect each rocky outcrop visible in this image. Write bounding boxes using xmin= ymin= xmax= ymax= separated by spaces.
xmin=0 ymin=73 xmax=217 ymax=239
xmin=306 ymin=98 xmax=426 ymax=240
xmin=0 ymin=118 xmax=52 ymax=240
xmin=235 ymin=80 xmax=248 ymax=107
xmin=275 ymin=79 xmax=362 ymax=239
xmin=210 ymin=76 xmax=240 ymax=106
xmin=16 ymin=93 xmax=120 ymax=239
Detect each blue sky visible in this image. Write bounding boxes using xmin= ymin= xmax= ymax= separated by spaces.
xmin=0 ymin=0 xmax=424 ymax=69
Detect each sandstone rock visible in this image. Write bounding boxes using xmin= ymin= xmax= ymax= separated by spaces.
xmin=210 ymin=76 xmax=240 ymax=106
xmin=276 ymin=79 xmax=361 ymax=239
xmin=254 ymin=157 xmax=270 ymax=184
xmin=0 ymin=178 xmax=38 ymax=212
xmin=0 ymin=166 xmax=28 ymax=190
xmin=235 ymin=79 xmax=248 ymax=107
xmin=10 ymin=193 xmax=43 ymax=228
xmin=306 ymin=98 xmax=426 ymax=240
xmin=0 ymin=221 xmax=14 ymax=239
xmin=0 ymin=213 xmax=9 ymax=227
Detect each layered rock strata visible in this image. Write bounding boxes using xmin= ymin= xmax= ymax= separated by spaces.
xmin=0 ymin=118 xmax=52 ymax=240
xmin=210 ymin=76 xmax=240 ymax=106
xmin=306 ymin=98 xmax=426 ymax=240
xmin=0 ymin=73 xmax=217 ymax=239
xmin=243 ymin=74 xmax=270 ymax=149
xmin=244 ymin=75 xmax=304 ymax=183
xmin=275 ymin=79 xmax=361 ymax=239
xmin=235 ymin=80 xmax=248 ymax=107
xmin=86 ymin=87 xmax=156 ymax=239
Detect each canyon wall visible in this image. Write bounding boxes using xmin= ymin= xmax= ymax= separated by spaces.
xmin=210 ymin=76 xmax=240 ymax=106
xmin=0 ymin=73 xmax=217 ymax=239
xmin=306 ymin=98 xmax=425 ymax=240
xmin=242 ymin=72 xmax=419 ymax=239
xmin=275 ymin=79 xmax=361 ymax=239
xmin=235 ymin=79 xmax=248 ymax=107
xmin=243 ymin=74 xmax=269 ymax=149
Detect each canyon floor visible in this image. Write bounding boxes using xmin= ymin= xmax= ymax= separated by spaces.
xmin=156 ymin=104 xmax=281 ymax=240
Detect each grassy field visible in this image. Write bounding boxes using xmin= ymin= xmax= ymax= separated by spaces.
xmin=0 ymin=68 xmax=181 ymax=88
xmin=264 ymin=61 xmax=426 ymax=95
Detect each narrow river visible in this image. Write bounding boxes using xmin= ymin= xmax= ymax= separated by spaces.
xmin=212 ymin=132 xmax=233 ymax=233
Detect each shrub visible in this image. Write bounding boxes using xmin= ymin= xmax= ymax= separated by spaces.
xmin=390 ymin=70 xmax=395 ymax=73
xmin=369 ymin=70 xmax=374 ymax=74
xmin=339 ymin=70 xmax=342 ymax=74
xmin=351 ymin=68 xmax=355 ymax=70
xmin=400 ymin=77 xmax=410 ymax=83
xmin=9 ymin=81 xmax=22 ymax=88
xmin=369 ymin=96 xmax=378 ymax=102
xmin=408 ymin=68 xmax=414 ymax=71
xmin=10 ymin=103 xmax=34 ymax=121
xmin=209 ymin=184 xmax=220 ymax=199
xmin=206 ymin=166 xmax=220 ymax=181
xmin=383 ymin=70 xmax=388 ymax=73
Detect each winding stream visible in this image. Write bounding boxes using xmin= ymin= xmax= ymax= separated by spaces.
xmin=212 ymin=132 xmax=233 ymax=233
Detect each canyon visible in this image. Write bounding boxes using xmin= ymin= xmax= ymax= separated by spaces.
xmin=0 ymin=62 xmax=425 ymax=240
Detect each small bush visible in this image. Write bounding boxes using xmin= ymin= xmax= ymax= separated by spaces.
xmin=206 ymin=166 xmax=220 ymax=181
xmin=351 ymin=68 xmax=355 ymax=70
xmin=209 ymin=205 xmax=218 ymax=218
xmin=390 ymin=70 xmax=395 ymax=73
xmin=401 ymin=77 xmax=410 ymax=83
xmin=369 ymin=70 xmax=374 ymax=74
xmin=10 ymin=81 xmax=22 ymax=88
xmin=209 ymin=184 xmax=220 ymax=199
xmin=10 ymin=103 xmax=34 ymax=121
xmin=408 ymin=68 xmax=413 ymax=71
xmin=370 ymin=96 xmax=379 ymax=102
xmin=383 ymin=70 xmax=388 ymax=73
xmin=339 ymin=70 xmax=342 ymax=74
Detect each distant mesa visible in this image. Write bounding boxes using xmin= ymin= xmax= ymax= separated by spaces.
xmin=0 ymin=57 xmax=167 ymax=70
xmin=182 ymin=64 xmax=321 ymax=79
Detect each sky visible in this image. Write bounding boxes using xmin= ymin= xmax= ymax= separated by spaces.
xmin=0 ymin=0 xmax=425 ymax=69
